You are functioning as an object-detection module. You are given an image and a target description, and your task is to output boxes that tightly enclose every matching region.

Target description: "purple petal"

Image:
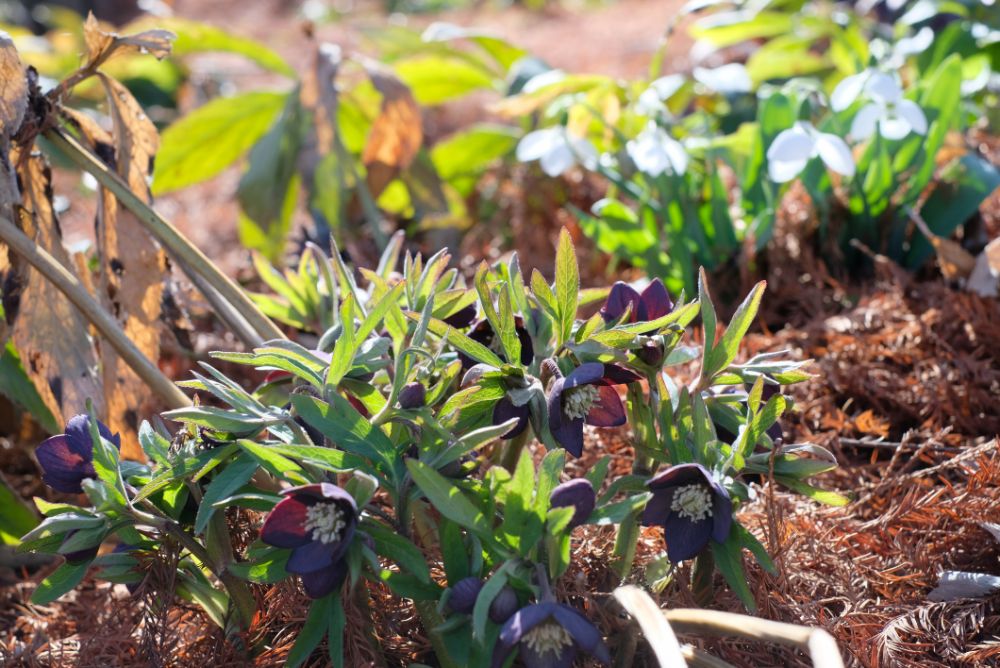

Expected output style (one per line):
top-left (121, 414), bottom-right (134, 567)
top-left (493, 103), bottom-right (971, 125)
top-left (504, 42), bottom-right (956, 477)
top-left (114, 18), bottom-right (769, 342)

top-left (550, 479), bottom-right (596, 528)
top-left (515, 318), bottom-right (535, 366)
top-left (551, 604), bottom-right (610, 664)
top-left (287, 539), bottom-right (336, 574)
top-left (597, 364), bottom-right (641, 386)
top-left (260, 496), bottom-right (312, 549)
top-left (646, 463), bottom-right (712, 491)
top-left (493, 398), bottom-right (530, 439)
top-left (300, 558), bottom-right (349, 599)
top-left (65, 414), bottom-right (120, 452)
top-left (36, 435), bottom-right (92, 494)
top-left (286, 482), bottom-right (359, 515)
top-left (600, 282), bottom-right (641, 323)
top-left (663, 514), bottom-right (713, 562)
top-left (641, 487), bottom-right (676, 527)
top-left (552, 416), bottom-right (585, 458)
top-left (563, 362), bottom-right (605, 389)
top-left (443, 303), bottom-right (477, 328)
top-left (711, 492), bottom-right (733, 544)
top-left (585, 386), bottom-right (626, 427)
top-left (638, 279), bottom-right (672, 321)
top-left (448, 577), bottom-right (484, 614)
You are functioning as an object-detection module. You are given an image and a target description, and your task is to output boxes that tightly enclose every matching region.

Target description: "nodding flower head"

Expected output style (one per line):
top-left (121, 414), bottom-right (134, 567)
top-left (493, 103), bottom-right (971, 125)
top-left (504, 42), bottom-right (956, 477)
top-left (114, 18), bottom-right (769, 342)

top-left (493, 601), bottom-right (610, 668)
top-left (547, 363), bottom-right (640, 457)
top-left (641, 463), bottom-right (732, 563)
top-left (260, 483), bottom-right (358, 599)
top-left (549, 478), bottom-right (596, 529)
top-left (36, 414), bottom-right (120, 494)
top-left (461, 318), bottom-right (534, 369)
top-left (600, 279), bottom-right (673, 330)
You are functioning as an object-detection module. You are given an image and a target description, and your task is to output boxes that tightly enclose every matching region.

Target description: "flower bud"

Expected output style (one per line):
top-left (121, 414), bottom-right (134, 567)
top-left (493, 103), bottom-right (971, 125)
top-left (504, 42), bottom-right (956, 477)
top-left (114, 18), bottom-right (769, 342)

top-left (636, 340), bottom-right (664, 367)
top-left (399, 382), bottom-right (427, 409)
top-left (550, 478), bottom-right (596, 528)
top-left (489, 585), bottom-right (519, 624)
top-left (447, 577), bottom-right (483, 615)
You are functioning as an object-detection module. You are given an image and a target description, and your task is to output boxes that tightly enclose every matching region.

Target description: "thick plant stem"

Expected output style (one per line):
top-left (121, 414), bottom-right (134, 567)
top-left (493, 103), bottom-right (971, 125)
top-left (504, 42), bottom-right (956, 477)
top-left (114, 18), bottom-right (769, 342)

top-left (44, 129), bottom-right (285, 344)
top-left (0, 213), bottom-right (191, 410)
top-left (611, 508), bottom-right (641, 580)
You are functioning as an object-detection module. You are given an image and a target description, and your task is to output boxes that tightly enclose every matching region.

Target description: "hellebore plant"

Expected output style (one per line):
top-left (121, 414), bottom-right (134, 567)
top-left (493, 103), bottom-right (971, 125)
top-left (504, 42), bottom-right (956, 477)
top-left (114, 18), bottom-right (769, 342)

top-left (18, 230), bottom-right (843, 667)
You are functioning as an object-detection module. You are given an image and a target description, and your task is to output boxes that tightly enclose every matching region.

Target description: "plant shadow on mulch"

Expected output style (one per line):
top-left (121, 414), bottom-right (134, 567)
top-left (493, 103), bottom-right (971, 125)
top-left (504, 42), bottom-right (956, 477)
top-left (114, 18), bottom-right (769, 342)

top-left (3, 159), bottom-right (1000, 668)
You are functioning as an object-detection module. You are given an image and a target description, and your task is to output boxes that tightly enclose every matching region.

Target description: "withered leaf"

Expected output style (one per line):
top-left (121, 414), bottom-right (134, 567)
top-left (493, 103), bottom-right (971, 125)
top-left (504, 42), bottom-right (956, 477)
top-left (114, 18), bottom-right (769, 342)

top-left (8, 152), bottom-right (104, 425)
top-left (0, 32), bottom-right (27, 137)
top-left (95, 73), bottom-right (167, 459)
top-left (83, 12), bottom-right (174, 68)
top-left (361, 58), bottom-right (422, 201)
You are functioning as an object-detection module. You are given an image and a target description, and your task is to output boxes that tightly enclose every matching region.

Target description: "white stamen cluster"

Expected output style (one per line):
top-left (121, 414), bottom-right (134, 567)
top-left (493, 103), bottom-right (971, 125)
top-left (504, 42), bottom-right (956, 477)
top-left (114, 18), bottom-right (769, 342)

top-left (304, 502), bottom-right (347, 544)
top-left (670, 483), bottom-right (713, 522)
top-left (563, 384), bottom-right (600, 420)
top-left (522, 620), bottom-right (573, 657)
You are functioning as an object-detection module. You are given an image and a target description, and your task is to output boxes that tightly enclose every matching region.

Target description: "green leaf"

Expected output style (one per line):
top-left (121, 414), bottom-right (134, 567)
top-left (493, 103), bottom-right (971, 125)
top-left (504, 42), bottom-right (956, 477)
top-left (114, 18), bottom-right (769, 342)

top-left (286, 594), bottom-right (334, 668)
top-left (500, 449), bottom-right (538, 554)
top-left (407, 312), bottom-right (505, 368)
top-left (263, 443), bottom-right (365, 473)
top-left (394, 56), bottom-right (496, 105)
top-left (0, 474), bottom-right (37, 546)
top-left (152, 92), bottom-right (286, 194)
top-left (736, 523), bottom-right (777, 575)
top-left (31, 560), bottom-right (90, 605)
top-left (431, 124), bottom-right (518, 186)
top-left (775, 476), bottom-right (850, 506)
top-left (554, 228), bottom-right (580, 346)
top-left (472, 561), bottom-right (515, 642)
top-left (406, 460), bottom-right (492, 541)
top-left (194, 454), bottom-right (259, 534)
top-left (237, 440), bottom-right (307, 485)
top-left (328, 591), bottom-right (346, 668)
top-left (229, 548), bottom-right (289, 583)
top-left (362, 520), bottom-right (431, 583)
top-left (292, 394), bottom-right (395, 472)
top-left (703, 281), bottom-right (765, 379)
top-left (710, 532), bottom-right (756, 611)
top-left (0, 342), bottom-right (59, 434)
top-left (163, 18), bottom-right (295, 76)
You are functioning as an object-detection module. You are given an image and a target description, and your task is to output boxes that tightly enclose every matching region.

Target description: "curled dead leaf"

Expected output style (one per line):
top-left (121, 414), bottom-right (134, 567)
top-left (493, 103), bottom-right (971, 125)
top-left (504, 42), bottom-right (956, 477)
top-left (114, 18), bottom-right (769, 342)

top-left (83, 12), bottom-right (174, 68)
top-left (361, 58), bottom-right (422, 200)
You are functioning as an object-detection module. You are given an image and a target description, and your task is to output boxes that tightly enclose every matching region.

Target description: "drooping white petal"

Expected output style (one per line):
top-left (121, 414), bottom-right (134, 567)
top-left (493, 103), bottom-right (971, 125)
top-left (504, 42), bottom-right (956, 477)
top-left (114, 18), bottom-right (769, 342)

top-left (628, 136), bottom-right (669, 177)
top-left (894, 27), bottom-right (934, 57)
top-left (662, 135), bottom-right (689, 175)
top-left (830, 70), bottom-right (869, 112)
top-left (568, 135), bottom-right (599, 171)
top-left (850, 103), bottom-right (881, 140)
top-left (865, 72), bottom-right (903, 104)
top-left (539, 142), bottom-right (576, 177)
top-left (649, 74), bottom-right (686, 101)
top-left (636, 88), bottom-right (665, 116)
top-left (879, 115), bottom-right (913, 140)
top-left (895, 99), bottom-right (927, 135)
top-left (766, 125), bottom-right (815, 163)
top-left (693, 63), bottom-right (752, 94)
top-left (522, 69), bottom-right (566, 94)
top-left (516, 128), bottom-right (561, 162)
top-left (768, 156), bottom-right (809, 183)
top-left (961, 62), bottom-right (991, 95)
top-left (814, 133), bottom-right (856, 177)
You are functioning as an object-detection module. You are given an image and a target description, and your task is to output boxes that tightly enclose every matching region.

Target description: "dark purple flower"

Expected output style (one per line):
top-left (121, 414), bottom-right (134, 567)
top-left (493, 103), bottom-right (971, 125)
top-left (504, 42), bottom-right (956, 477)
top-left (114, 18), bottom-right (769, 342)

top-left (260, 482), bottom-right (358, 599)
top-left (399, 382), bottom-right (427, 409)
top-left (492, 396), bottom-right (530, 440)
top-left (36, 414), bottom-right (121, 494)
top-left (448, 576), bottom-right (483, 615)
top-left (599, 278), bottom-right (673, 328)
top-left (549, 478), bottom-right (595, 528)
top-left (443, 303), bottom-right (478, 328)
top-left (641, 463), bottom-right (732, 563)
top-left (546, 363), bottom-right (640, 457)
top-left (461, 317), bottom-right (534, 368)
top-left (493, 601), bottom-right (610, 668)
top-left (489, 585), bottom-right (519, 624)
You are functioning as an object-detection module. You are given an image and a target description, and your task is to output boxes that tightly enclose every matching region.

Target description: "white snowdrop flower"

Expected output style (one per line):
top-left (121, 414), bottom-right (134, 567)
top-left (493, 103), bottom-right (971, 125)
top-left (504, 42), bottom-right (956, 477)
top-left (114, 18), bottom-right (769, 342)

top-left (626, 124), bottom-right (688, 177)
top-left (521, 69), bottom-right (566, 94)
top-left (516, 126), bottom-right (598, 177)
top-left (636, 74), bottom-right (686, 116)
top-left (850, 72), bottom-right (927, 141)
top-left (766, 121), bottom-right (855, 183)
top-left (693, 63), bottom-right (752, 94)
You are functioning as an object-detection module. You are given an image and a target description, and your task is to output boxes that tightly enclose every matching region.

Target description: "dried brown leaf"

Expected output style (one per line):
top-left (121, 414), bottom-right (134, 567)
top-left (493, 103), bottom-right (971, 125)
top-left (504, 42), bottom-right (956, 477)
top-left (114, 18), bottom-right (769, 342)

top-left (0, 33), bottom-right (27, 137)
top-left (83, 13), bottom-right (174, 66)
top-left (361, 59), bottom-right (422, 201)
top-left (94, 73), bottom-right (167, 459)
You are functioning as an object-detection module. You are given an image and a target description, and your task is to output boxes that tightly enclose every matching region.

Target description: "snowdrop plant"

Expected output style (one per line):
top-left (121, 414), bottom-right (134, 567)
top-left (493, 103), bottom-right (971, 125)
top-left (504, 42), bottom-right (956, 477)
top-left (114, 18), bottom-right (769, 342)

top-left (766, 121), bottom-right (855, 183)
top-left (516, 125), bottom-right (598, 177)
top-left (19, 231), bottom-right (841, 667)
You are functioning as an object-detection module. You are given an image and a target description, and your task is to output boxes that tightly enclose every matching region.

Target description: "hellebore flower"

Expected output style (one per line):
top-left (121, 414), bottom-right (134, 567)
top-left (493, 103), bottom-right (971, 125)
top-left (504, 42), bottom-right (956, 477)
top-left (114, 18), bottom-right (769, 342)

top-left (627, 124), bottom-right (689, 177)
top-left (447, 576), bottom-right (484, 615)
top-left (260, 483), bottom-right (358, 599)
top-left (443, 303), bottom-right (478, 328)
top-left (494, 601), bottom-right (610, 668)
top-left (642, 464), bottom-right (732, 563)
top-left (766, 121), bottom-right (855, 183)
top-left (516, 126), bottom-right (598, 177)
top-left (398, 382), bottom-right (427, 409)
top-left (490, 585), bottom-right (519, 624)
top-left (493, 396), bottom-right (531, 440)
top-left (462, 318), bottom-right (534, 369)
top-left (600, 278), bottom-right (673, 327)
top-left (36, 414), bottom-right (121, 494)
top-left (549, 478), bottom-right (596, 528)
top-left (547, 363), bottom-right (640, 457)
top-left (848, 72), bottom-right (927, 141)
